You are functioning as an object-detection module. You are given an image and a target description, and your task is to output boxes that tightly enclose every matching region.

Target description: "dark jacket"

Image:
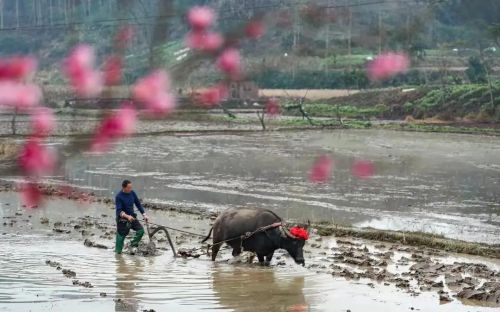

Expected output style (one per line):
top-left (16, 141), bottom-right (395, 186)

top-left (115, 190), bottom-right (145, 219)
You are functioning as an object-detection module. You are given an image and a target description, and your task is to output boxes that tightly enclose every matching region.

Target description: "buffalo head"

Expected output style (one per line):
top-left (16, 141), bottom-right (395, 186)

top-left (280, 226), bottom-right (309, 266)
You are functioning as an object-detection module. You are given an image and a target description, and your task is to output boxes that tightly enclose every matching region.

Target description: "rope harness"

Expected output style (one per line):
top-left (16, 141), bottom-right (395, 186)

top-left (148, 221), bottom-right (287, 257)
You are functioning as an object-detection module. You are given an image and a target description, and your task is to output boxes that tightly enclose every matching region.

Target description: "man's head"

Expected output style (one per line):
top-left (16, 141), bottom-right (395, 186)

top-left (122, 180), bottom-right (132, 193)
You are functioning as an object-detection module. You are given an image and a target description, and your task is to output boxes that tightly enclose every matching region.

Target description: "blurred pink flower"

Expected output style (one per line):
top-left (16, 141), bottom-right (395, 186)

top-left (145, 92), bottom-right (176, 116)
top-left (62, 44), bottom-right (103, 97)
top-left (309, 155), bottom-right (334, 183)
top-left (0, 82), bottom-right (42, 110)
top-left (132, 70), bottom-right (175, 116)
top-left (90, 104), bottom-right (137, 152)
top-left (20, 182), bottom-right (43, 208)
top-left (64, 44), bottom-right (95, 73)
top-left (245, 20), bottom-right (266, 39)
top-left (0, 56), bottom-right (37, 81)
top-left (367, 52), bottom-right (410, 81)
top-left (188, 6), bottom-right (215, 31)
top-left (352, 160), bottom-right (375, 179)
top-left (18, 138), bottom-right (56, 176)
top-left (217, 48), bottom-right (241, 78)
top-left (75, 70), bottom-right (104, 98)
top-left (103, 55), bottom-right (123, 86)
top-left (30, 107), bottom-right (56, 136)
top-left (186, 31), bottom-right (224, 52)
top-left (265, 98), bottom-right (281, 116)
top-left (133, 70), bottom-right (170, 103)
top-left (196, 84), bottom-right (228, 107)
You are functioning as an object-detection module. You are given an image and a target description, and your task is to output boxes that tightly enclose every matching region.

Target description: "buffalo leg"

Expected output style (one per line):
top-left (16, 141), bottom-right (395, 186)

top-left (211, 243), bottom-right (221, 261)
top-left (231, 240), bottom-right (242, 257)
top-left (264, 251), bottom-right (274, 266)
top-left (257, 254), bottom-right (265, 265)
top-left (247, 253), bottom-right (255, 264)
top-left (232, 247), bottom-right (242, 257)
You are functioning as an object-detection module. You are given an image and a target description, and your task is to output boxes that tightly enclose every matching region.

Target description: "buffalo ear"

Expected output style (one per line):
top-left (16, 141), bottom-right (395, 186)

top-left (303, 220), bottom-right (311, 229)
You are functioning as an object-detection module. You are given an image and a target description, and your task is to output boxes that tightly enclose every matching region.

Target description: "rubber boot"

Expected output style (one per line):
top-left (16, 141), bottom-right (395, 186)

top-left (115, 233), bottom-right (126, 254)
top-left (130, 228), bottom-right (144, 247)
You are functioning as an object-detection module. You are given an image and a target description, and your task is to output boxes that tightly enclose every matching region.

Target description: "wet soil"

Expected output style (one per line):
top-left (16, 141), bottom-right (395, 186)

top-left (1, 191), bottom-right (499, 311)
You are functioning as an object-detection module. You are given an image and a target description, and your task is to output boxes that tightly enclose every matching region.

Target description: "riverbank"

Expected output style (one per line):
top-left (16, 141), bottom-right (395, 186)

top-left (3, 112), bottom-right (500, 140)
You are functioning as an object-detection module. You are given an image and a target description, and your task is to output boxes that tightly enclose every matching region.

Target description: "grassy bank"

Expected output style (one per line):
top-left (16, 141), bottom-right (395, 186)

top-left (313, 84), bottom-right (500, 122)
top-left (205, 113), bottom-right (500, 136)
top-left (381, 123), bottom-right (500, 136)
top-left (314, 224), bottom-right (500, 259)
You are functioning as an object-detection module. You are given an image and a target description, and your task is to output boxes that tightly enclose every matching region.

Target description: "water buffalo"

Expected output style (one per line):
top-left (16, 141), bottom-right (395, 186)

top-left (201, 208), bottom-right (309, 266)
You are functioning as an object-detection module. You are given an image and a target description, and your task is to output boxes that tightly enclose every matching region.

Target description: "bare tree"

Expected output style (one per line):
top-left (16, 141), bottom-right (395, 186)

top-left (0, 0), bottom-right (3, 29)
top-left (16, 0), bottom-right (20, 28)
top-left (11, 108), bottom-right (18, 136)
top-left (378, 6), bottom-right (383, 54)
top-left (49, 0), bottom-right (53, 24)
top-left (256, 109), bottom-right (267, 131)
top-left (149, 0), bottom-right (174, 69)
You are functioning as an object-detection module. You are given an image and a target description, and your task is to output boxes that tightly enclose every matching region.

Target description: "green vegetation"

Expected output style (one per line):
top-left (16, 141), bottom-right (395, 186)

top-left (251, 68), bottom-right (464, 89)
top-left (465, 56), bottom-right (491, 84)
top-left (323, 54), bottom-right (372, 68)
top-left (404, 84), bottom-right (500, 121)
top-left (383, 123), bottom-right (500, 136)
top-left (252, 69), bottom-right (371, 89)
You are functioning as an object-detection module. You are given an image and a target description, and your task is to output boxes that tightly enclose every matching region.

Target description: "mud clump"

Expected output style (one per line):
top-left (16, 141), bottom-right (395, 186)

top-left (139, 242), bottom-right (158, 256)
top-left (72, 280), bottom-right (93, 288)
top-left (408, 261), bottom-right (499, 303)
top-left (439, 291), bottom-right (453, 303)
top-left (178, 247), bottom-right (201, 258)
top-left (456, 282), bottom-right (500, 303)
top-left (126, 241), bottom-right (158, 257)
top-left (62, 269), bottom-right (76, 278)
top-left (114, 298), bottom-right (138, 311)
top-left (53, 228), bottom-right (71, 234)
top-left (45, 260), bottom-right (61, 268)
top-left (84, 239), bottom-right (108, 249)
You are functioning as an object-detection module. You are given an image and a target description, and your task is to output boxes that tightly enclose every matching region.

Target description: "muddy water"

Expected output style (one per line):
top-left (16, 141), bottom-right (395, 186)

top-left (57, 129), bottom-right (500, 244)
top-left (1, 193), bottom-right (499, 312)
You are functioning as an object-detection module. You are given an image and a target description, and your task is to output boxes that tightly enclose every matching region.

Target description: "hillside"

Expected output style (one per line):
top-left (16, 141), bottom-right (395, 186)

top-left (0, 0), bottom-right (499, 89)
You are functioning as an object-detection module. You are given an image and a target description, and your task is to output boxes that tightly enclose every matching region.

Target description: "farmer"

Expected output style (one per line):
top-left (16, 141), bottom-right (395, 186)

top-left (115, 180), bottom-right (149, 254)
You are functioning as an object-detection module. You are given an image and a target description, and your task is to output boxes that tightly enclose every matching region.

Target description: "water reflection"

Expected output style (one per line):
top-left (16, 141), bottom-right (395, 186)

top-left (115, 255), bottom-right (142, 312)
top-left (212, 266), bottom-right (308, 312)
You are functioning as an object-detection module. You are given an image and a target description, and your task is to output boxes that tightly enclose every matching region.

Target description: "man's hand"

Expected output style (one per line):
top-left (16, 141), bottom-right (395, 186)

top-left (126, 215), bottom-right (135, 222)
top-left (143, 213), bottom-right (149, 222)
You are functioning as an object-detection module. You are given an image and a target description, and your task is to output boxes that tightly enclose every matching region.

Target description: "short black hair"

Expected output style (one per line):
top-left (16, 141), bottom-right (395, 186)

top-left (122, 180), bottom-right (131, 188)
